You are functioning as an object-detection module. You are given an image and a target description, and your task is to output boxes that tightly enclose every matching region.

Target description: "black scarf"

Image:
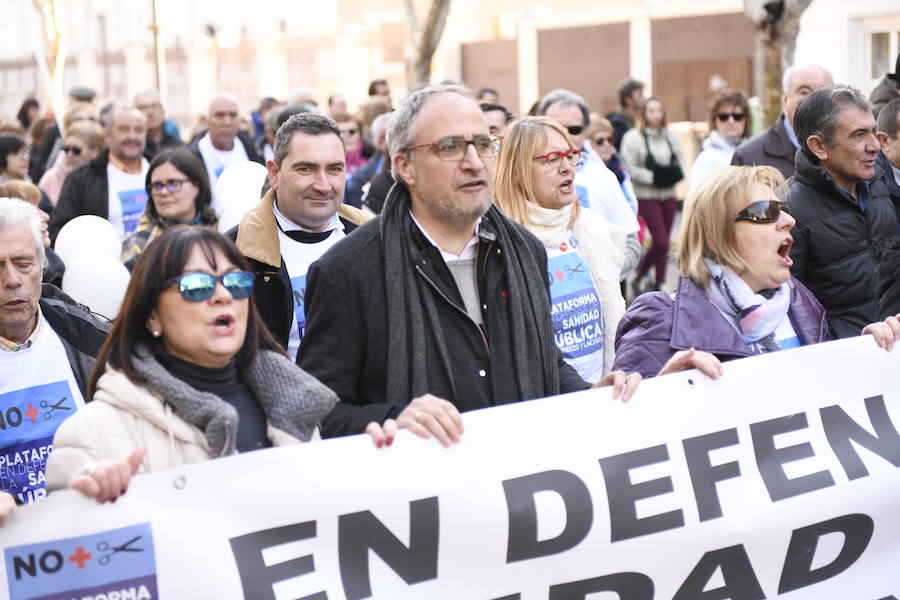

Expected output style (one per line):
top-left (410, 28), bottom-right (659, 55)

top-left (380, 182), bottom-right (559, 405)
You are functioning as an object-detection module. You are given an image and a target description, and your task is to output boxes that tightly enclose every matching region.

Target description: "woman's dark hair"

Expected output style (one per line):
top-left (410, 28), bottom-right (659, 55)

top-left (0, 135), bottom-right (26, 172)
top-left (87, 226), bottom-right (284, 397)
top-left (144, 148), bottom-right (216, 225)
top-left (639, 96), bottom-right (667, 132)
top-left (17, 98), bottom-right (39, 130)
top-left (708, 89), bottom-right (751, 139)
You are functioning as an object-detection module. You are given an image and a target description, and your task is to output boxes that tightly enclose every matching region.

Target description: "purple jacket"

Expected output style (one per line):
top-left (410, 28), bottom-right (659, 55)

top-left (613, 276), bottom-right (830, 378)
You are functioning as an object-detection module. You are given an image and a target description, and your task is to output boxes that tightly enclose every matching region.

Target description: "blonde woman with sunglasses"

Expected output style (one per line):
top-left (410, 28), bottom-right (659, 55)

top-left (613, 165), bottom-right (900, 380)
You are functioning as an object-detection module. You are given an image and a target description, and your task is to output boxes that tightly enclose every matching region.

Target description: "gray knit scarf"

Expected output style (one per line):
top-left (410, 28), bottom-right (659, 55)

top-left (131, 343), bottom-right (337, 456)
top-left (381, 182), bottom-right (559, 405)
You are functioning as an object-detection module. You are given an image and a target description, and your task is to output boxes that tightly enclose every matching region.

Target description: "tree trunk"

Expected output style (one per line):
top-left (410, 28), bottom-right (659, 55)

top-left (404, 0), bottom-right (452, 90)
top-left (743, 0), bottom-right (813, 128)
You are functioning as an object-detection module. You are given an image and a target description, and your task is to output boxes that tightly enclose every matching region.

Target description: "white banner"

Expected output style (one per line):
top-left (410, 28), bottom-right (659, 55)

top-left (2, 336), bottom-right (900, 600)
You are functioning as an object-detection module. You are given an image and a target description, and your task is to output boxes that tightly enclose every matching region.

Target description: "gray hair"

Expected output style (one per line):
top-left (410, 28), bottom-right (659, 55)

top-left (104, 105), bottom-right (146, 133)
top-left (536, 89), bottom-right (591, 127)
top-left (0, 197), bottom-right (46, 267)
top-left (877, 98), bottom-right (900, 140)
top-left (272, 112), bottom-right (343, 168)
top-left (371, 111), bottom-right (393, 143)
top-left (782, 64), bottom-right (833, 94)
top-left (387, 84), bottom-right (474, 180)
top-left (794, 85), bottom-right (871, 156)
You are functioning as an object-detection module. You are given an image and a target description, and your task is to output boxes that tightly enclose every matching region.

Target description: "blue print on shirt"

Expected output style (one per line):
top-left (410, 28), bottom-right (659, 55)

top-left (777, 335), bottom-right (802, 350)
top-left (575, 184), bottom-right (590, 209)
top-left (0, 380), bottom-right (78, 504)
top-left (290, 274), bottom-right (307, 342)
top-left (118, 189), bottom-right (148, 235)
top-left (548, 252), bottom-right (603, 359)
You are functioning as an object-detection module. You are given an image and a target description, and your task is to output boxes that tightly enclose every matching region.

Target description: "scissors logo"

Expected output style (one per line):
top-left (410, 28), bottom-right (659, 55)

top-left (96, 535), bottom-right (144, 565)
top-left (564, 262), bottom-right (586, 280)
top-left (41, 397), bottom-right (70, 420)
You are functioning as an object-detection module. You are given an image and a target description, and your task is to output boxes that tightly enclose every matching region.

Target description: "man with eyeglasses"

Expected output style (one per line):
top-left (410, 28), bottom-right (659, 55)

top-left (536, 89), bottom-right (640, 279)
top-left (229, 113), bottom-right (369, 361)
top-left (134, 90), bottom-right (184, 160)
top-left (50, 106), bottom-right (150, 242)
top-left (732, 64), bottom-right (833, 178)
top-left (299, 85), bottom-right (640, 445)
top-left (0, 198), bottom-right (109, 506)
top-left (788, 85), bottom-right (895, 338)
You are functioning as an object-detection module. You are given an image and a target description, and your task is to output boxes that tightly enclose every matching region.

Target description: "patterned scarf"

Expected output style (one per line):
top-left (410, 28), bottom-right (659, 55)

top-left (703, 259), bottom-right (790, 352)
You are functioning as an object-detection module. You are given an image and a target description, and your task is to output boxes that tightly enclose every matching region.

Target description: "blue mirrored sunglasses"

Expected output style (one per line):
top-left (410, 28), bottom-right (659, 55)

top-left (163, 271), bottom-right (255, 302)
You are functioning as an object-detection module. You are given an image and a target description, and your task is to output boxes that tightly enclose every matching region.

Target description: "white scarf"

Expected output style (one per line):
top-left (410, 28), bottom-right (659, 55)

top-left (526, 202), bottom-right (627, 375)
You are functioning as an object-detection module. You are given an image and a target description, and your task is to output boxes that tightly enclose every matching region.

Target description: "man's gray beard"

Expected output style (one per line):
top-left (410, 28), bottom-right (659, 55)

top-left (422, 189), bottom-right (493, 227)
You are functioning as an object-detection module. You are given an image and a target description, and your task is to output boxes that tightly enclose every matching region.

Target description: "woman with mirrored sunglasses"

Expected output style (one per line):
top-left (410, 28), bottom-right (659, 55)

top-left (494, 117), bottom-right (640, 389)
top-left (613, 166), bottom-right (900, 380)
top-left (688, 89), bottom-right (752, 195)
top-left (45, 226), bottom-right (338, 503)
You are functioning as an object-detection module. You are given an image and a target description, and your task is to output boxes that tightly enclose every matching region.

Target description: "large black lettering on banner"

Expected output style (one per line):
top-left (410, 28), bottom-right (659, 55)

top-left (599, 444), bottom-right (684, 542)
top-left (338, 496), bottom-right (440, 600)
top-left (229, 521), bottom-right (325, 600)
top-left (503, 469), bottom-right (593, 562)
top-left (778, 513), bottom-right (874, 594)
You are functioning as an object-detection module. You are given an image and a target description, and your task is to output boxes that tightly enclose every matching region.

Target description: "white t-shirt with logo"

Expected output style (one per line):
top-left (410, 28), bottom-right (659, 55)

top-left (0, 319), bottom-right (86, 504)
top-left (106, 160), bottom-right (149, 238)
top-left (198, 134), bottom-right (250, 214)
top-left (546, 232), bottom-right (604, 382)
top-left (274, 204), bottom-right (346, 360)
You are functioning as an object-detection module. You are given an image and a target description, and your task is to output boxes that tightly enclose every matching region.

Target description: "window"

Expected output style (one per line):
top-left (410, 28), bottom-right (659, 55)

top-left (871, 32), bottom-right (891, 79)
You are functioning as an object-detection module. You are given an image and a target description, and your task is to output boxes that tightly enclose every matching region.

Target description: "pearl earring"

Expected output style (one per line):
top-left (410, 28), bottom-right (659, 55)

top-left (151, 330), bottom-right (161, 338)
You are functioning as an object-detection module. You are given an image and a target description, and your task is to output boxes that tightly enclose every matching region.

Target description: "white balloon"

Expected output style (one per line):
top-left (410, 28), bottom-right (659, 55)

top-left (55, 215), bottom-right (121, 267)
top-left (62, 254), bottom-right (131, 320)
top-left (217, 204), bottom-right (251, 234)
top-left (214, 161), bottom-right (268, 216)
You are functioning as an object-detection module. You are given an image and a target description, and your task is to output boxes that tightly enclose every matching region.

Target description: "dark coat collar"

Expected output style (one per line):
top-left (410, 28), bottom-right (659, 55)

top-left (764, 116), bottom-right (797, 163)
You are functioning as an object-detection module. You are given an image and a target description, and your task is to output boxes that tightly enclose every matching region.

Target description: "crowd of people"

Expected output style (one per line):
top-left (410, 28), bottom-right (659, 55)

top-left (2, 56), bottom-right (900, 527)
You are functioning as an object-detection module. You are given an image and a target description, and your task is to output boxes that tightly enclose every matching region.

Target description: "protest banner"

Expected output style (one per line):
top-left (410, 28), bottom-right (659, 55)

top-left (2, 335), bottom-right (900, 599)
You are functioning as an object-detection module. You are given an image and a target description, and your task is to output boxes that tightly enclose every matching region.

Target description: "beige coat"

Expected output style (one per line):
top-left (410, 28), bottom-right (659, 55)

top-left (45, 369), bottom-right (302, 492)
top-left (620, 126), bottom-right (684, 200)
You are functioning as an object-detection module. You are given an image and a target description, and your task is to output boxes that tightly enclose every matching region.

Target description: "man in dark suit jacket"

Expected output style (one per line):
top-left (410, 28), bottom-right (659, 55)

top-left (732, 64), bottom-right (832, 179)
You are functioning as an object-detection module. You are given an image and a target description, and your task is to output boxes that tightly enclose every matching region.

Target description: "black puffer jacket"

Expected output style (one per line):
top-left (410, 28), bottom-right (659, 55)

top-left (788, 150), bottom-right (896, 338)
top-left (875, 237), bottom-right (900, 322)
top-left (49, 150), bottom-right (111, 242)
top-left (39, 284), bottom-right (111, 397)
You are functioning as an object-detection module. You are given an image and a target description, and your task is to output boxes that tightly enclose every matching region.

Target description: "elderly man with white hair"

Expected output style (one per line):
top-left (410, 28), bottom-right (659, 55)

top-left (0, 198), bottom-right (108, 508)
top-left (731, 64), bottom-right (833, 178)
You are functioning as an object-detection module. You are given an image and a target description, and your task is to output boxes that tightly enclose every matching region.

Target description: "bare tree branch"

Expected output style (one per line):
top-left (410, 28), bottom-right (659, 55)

top-left (405, 0), bottom-right (452, 89)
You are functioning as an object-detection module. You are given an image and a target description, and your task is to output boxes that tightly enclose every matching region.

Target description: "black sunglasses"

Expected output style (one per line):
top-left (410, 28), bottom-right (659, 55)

top-left (717, 112), bottom-right (746, 122)
top-left (61, 145), bottom-right (83, 155)
top-left (734, 200), bottom-right (790, 224)
top-left (566, 125), bottom-right (584, 136)
top-left (162, 271), bottom-right (255, 302)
